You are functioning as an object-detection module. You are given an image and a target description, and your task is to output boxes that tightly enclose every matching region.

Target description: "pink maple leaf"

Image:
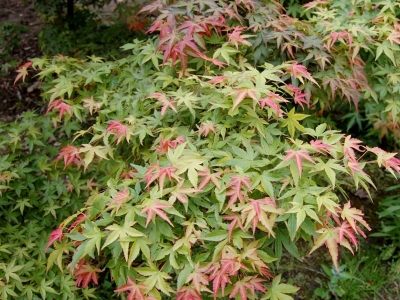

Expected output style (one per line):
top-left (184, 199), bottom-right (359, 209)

top-left (227, 26), bottom-right (252, 49)
top-left (224, 175), bottom-right (251, 211)
top-left (197, 167), bottom-right (222, 190)
top-left (310, 140), bottom-right (334, 153)
top-left (75, 259), bottom-right (102, 288)
top-left (45, 227), bottom-right (63, 252)
top-left (176, 286), bottom-right (202, 300)
top-left (347, 160), bottom-right (367, 176)
top-left (198, 121), bottom-right (216, 137)
top-left (56, 144), bottom-right (82, 169)
top-left (229, 276), bottom-right (266, 300)
top-left (108, 188), bottom-right (131, 212)
top-left (258, 93), bottom-right (288, 116)
top-left (223, 213), bottom-right (246, 240)
top-left (283, 149), bottom-right (316, 177)
top-left (142, 200), bottom-right (173, 227)
top-left (207, 75), bottom-right (228, 85)
top-left (106, 120), bottom-right (129, 144)
top-left (149, 92), bottom-right (178, 116)
top-left (46, 99), bottom-right (73, 118)
top-left (343, 135), bottom-right (364, 161)
top-left (285, 84), bottom-right (309, 109)
top-left (186, 263), bottom-right (210, 293)
top-left (67, 214), bottom-right (86, 232)
top-left (340, 202), bottom-right (371, 233)
top-left (154, 136), bottom-right (184, 154)
top-left (303, 0), bottom-right (329, 11)
top-left (114, 276), bottom-right (148, 300)
top-left (286, 61), bottom-right (318, 85)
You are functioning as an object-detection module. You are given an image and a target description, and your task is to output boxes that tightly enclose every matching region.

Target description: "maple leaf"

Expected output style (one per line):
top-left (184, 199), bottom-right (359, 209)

top-left (340, 202), bottom-right (371, 233)
top-left (106, 120), bottom-right (130, 144)
top-left (224, 175), bottom-right (251, 211)
top-left (343, 135), bottom-right (364, 161)
top-left (367, 146), bottom-right (400, 176)
top-left (67, 214), bottom-right (86, 232)
top-left (227, 26), bottom-right (252, 49)
top-left (82, 96), bottom-right (102, 115)
top-left (14, 61), bottom-right (33, 84)
top-left (286, 61), bottom-right (318, 85)
top-left (310, 140), bottom-right (334, 153)
top-left (186, 263), bottom-right (210, 293)
top-left (285, 84), bottom-right (309, 109)
top-left (198, 121), bottom-right (216, 137)
top-left (258, 93), bottom-right (288, 117)
top-left (56, 144), bottom-right (82, 169)
top-left (347, 160), bottom-right (367, 176)
top-left (229, 276), bottom-right (266, 300)
top-left (149, 92), bottom-right (178, 116)
top-left (108, 188), bottom-right (131, 212)
top-left (45, 227), bottom-right (63, 252)
top-left (45, 99), bottom-right (72, 118)
top-left (176, 286), bottom-right (202, 300)
top-left (114, 276), bottom-right (148, 300)
top-left (241, 197), bottom-right (282, 236)
top-left (207, 75), bottom-right (228, 85)
top-left (74, 259), bottom-right (102, 288)
top-left (283, 149), bottom-right (315, 177)
top-left (334, 221), bottom-right (359, 252)
top-left (303, 0), bottom-right (329, 11)
top-left (142, 200), bottom-right (173, 227)
top-left (229, 88), bottom-right (258, 110)
top-left (154, 136), bottom-right (184, 154)
top-left (197, 167), bottom-right (222, 190)
top-left (169, 181), bottom-right (199, 204)
top-left (222, 213), bottom-right (245, 240)
top-left (144, 164), bottom-right (180, 190)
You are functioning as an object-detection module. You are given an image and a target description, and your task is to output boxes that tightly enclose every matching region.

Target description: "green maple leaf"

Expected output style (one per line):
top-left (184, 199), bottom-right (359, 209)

top-left (280, 108), bottom-right (309, 138)
top-left (262, 274), bottom-right (299, 300)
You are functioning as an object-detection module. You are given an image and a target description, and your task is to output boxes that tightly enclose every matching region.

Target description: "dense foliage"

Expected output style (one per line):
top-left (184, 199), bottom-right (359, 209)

top-left (2, 0), bottom-right (400, 299)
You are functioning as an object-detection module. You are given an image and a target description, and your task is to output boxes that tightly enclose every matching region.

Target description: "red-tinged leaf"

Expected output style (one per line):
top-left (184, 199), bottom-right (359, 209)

top-left (197, 121), bottom-right (216, 137)
top-left (258, 96), bottom-right (282, 117)
top-left (106, 120), bottom-right (130, 144)
top-left (154, 136), bottom-right (184, 154)
top-left (144, 164), bottom-right (180, 190)
top-left (74, 259), bottom-right (102, 288)
top-left (109, 188), bottom-right (131, 212)
top-left (186, 263), bottom-right (210, 293)
top-left (325, 30), bottom-right (353, 50)
top-left (138, 0), bottom-right (163, 15)
top-left (176, 286), bottom-right (202, 300)
top-left (347, 160), bottom-right (367, 176)
top-left (303, 0), bottom-right (329, 10)
top-left (286, 61), bottom-right (318, 85)
top-left (310, 227), bottom-right (340, 270)
top-left (283, 149), bottom-right (316, 177)
top-left (14, 61), bottom-right (32, 84)
top-left (229, 276), bottom-right (266, 300)
top-left (45, 99), bottom-right (72, 118)
top-left (142, 200), bottom-right (173, 227)
top-left (207, 75), bottom-right (228, 85)
top-left (45, 228), bottom-right (63, 252)
top-left (56, 144), bottom-right (82, 169)
top-left (197, 167), bottom-right (222, 190)
top-left (149, 92), bottom-right (178, 116)
top-left (340, 202), bottom-right (371, 232)
top-left (224, 175), bottom-right (251, 210)
top-left (343, 135), bottom-right (364, 161)
top-left (227, 26), bottom-right (252, 49)
top-left (310, 140), bottom-right (334, 153)
top-left (67, 214), bottom-right (86, 232)
top-left (115, 276), bottom-right (148, 300)
top-left (169, 181), bottom-right (199, 204)
top-left (334, 221), bottom-right (358, 251)
top-left (222, 213), bottom-right (245, 240)
top-left (229, 88), bottom-right (258, 110)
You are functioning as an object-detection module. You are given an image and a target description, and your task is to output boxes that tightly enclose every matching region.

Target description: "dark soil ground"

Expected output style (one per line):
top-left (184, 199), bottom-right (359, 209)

top-left (0, 0), bottom-right (43, 122)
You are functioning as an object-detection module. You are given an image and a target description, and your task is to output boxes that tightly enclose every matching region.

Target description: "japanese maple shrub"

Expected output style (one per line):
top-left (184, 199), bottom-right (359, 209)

top-left (19, 0), bottom-right (400, 299)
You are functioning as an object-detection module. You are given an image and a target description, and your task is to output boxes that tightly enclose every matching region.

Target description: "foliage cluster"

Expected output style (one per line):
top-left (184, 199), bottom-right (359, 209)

top-left (3, 0), bottom-right (400, 299)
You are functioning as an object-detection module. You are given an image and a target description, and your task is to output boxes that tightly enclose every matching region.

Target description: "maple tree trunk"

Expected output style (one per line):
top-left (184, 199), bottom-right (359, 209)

top-left (67, 0), bottom-right (75, 29)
